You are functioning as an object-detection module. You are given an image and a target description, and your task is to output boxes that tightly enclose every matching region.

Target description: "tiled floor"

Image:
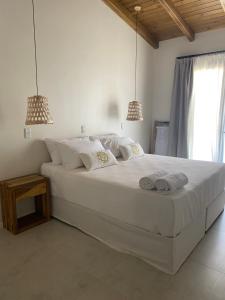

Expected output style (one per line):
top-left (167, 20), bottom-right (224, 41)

top-left (1, 213), bottom-right (225, 300)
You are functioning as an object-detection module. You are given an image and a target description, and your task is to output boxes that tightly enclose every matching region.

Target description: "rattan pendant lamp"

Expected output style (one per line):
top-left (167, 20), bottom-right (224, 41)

top-left (25, 0), bottom-right (53, 125)
top-left (126, 6), bottom-right (143, 121)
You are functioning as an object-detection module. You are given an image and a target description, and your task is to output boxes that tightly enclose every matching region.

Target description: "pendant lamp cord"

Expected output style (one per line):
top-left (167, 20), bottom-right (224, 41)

top-left (135, 11), bottom-right (138, 100)
top-left (32, 0), bottom-right (39, 96)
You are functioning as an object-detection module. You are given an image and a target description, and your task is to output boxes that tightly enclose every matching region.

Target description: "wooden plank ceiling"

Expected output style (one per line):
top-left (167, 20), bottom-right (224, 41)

top-left (102, 0), bottom-right (225, 48)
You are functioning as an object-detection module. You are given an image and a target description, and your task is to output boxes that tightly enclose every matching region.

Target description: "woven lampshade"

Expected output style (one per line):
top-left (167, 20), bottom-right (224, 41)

top-left (25, 95), bottom-right (53, 125)
top-left (126, 100), bottom-right (143, 121)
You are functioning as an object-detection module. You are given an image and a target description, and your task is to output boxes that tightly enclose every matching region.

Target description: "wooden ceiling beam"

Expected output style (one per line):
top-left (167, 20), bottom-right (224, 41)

top-left (158, 0), bottom-right (195, 41)
top-left (220, 0), bottom-right (225, 12)
top-left (102, 0), bottom-right (159, 49)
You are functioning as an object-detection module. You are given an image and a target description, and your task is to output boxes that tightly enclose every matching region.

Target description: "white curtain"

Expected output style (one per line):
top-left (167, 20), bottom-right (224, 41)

top-left (188, 53), bottom-right (225, 162)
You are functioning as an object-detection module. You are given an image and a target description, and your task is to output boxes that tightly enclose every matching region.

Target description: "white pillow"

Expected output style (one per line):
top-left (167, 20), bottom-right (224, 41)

top-left (80, 150), bottom-right (118, 171)
top-left (119, 143), bottom-right (144, 160)
top-left (99, 136), bottom-right (135, 157)
top-left (45, 138), bottom-right (66, 165)
top-left (45, 137), bottom-right (89, 165)
top-left (56, 139), bottom-right (104, 170)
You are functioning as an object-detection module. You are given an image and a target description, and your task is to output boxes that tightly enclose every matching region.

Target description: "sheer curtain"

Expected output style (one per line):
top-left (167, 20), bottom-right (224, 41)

top-left (188, 54), bottom-right (225, 162)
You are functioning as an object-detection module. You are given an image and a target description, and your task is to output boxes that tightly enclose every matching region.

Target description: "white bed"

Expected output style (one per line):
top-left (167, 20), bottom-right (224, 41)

top-left (41, 154), bottom-right (225, 274)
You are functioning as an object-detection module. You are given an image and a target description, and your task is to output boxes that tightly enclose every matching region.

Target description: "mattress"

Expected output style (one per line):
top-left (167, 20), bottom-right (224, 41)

top-left (41, 154), bottom-right (225, 237)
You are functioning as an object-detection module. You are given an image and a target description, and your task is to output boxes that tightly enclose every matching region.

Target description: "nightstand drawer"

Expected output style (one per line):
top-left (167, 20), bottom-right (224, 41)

top-left (15, 182), bottom-right (47, 202)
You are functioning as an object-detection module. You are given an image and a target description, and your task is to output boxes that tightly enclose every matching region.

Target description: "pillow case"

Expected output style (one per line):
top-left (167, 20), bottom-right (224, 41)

top-left (89, 133), bottom-right (119, 142)
top-left (119, 143), bottom-right (144, 160)
top-left (56, 139), bottom-right (104, 170)
top-left (45, 138), bottom-right (62, 165)
top-left (45, 136), bottom-right (89, 165)
top-left (80, 149), bottom-right (118, 171)
top-left (96, 136), bottom-right (135, 157)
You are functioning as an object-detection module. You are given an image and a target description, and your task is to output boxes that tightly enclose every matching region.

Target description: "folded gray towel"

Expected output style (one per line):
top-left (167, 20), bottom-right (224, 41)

top-left (139, 170), bottom-right (168, 190)
top-left (155, 173), bottom-right (188, 192)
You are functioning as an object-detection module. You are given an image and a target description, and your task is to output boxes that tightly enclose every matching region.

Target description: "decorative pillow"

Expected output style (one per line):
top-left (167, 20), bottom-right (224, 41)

top-left (56, 139), bottom-right (104, 170)
top-left (45, 137), bottom-right (89, 165)
top-left (119, 143), bottom-right (144, 160)
top-left (97, 136), bottom-right (135, 157)
top-left (80, 150), bottom-right (118, 171)
top-left (89, 133), bottom-right (119, 142)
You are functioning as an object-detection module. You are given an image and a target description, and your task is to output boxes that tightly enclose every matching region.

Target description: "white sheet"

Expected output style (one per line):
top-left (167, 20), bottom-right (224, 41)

top-left (41, 154), bottom-right (225, 237)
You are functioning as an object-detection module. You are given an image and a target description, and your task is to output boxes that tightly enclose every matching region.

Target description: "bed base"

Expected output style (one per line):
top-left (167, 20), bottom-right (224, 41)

top-left (51, 191), bottom-right (225, 275)
top-left (206, 191), bottom-right (225, 231)
top-left (52, 196), bottom-right (207, 275)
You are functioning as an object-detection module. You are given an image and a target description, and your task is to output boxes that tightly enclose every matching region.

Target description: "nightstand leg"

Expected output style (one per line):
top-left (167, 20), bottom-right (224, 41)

top-left (34, 194), bottom-right (51, 221)
top-left (9, 192), bottom-right (17, 234)
top-left (1, 186), bottom-right (7, 229)
top-left (42, 194), bottom-right (51, 220)
top-left (35, 195), bottom-right (43, 216)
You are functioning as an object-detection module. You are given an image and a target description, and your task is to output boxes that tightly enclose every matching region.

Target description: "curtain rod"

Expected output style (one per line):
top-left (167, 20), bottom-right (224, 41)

top-left (177, 49), bottom-right (225, 59)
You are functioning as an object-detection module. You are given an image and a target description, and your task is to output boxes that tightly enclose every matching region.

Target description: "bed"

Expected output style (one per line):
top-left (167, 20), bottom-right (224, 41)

top-left (41, 154), bottom-right (225, 274)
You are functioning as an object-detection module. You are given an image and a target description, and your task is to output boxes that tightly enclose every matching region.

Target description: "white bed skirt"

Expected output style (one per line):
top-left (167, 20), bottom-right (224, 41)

top-left (206, 191), bottom-right (225, 230)
top-left (51, 196), bottom-right (206, 274)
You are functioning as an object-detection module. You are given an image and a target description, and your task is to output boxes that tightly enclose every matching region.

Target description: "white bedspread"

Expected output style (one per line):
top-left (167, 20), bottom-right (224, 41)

top-left (41, 154), bottom-right (225, 237)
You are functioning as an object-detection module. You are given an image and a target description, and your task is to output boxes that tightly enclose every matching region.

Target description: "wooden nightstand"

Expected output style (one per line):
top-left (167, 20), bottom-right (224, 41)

top-left (0, 174), bottom-right (51, 234)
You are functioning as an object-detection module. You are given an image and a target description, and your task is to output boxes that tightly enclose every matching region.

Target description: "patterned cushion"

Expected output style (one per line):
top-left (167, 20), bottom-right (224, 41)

top-left (80, 150), bottom-right (118, 171)
top-left (119, 143), bottom-right (144, 160)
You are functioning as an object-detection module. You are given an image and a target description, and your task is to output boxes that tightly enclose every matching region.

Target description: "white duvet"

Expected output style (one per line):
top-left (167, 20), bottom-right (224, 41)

top-left (41, 154), bottom-right (225, 237)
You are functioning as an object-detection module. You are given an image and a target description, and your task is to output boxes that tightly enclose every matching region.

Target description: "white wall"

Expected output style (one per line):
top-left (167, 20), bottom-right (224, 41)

top-left (0, 0), bottom-right (153, 181)
top-left (0, 0), bottom-right (154, 221)
top-left (152, 28), bottom-right (225, 124)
